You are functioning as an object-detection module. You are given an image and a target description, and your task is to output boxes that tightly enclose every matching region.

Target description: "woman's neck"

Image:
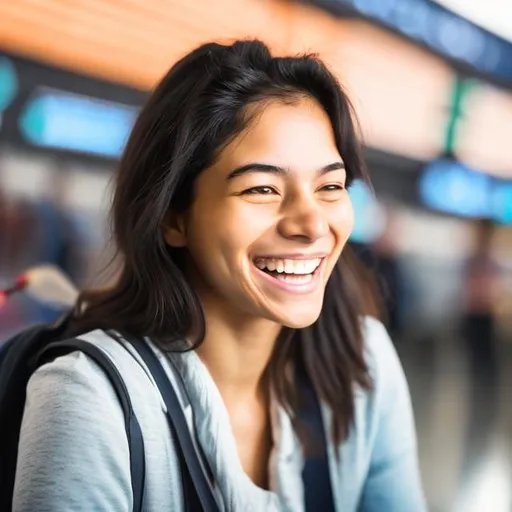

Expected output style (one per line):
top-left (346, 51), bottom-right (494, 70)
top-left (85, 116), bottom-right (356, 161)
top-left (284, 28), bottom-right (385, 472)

top-left (195, 301), bottom-right (281, 403)
top-left (192, 293), bottom-right (279, 489)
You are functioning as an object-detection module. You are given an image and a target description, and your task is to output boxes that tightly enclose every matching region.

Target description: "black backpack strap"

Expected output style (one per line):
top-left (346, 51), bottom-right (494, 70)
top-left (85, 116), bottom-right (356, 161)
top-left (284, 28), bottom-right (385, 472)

top-left (119, 334), bottom-right (220, 512)
top-left (39, 340), bottom-right (145, 512)
top-left (297, 364), bottom-right (336, 512)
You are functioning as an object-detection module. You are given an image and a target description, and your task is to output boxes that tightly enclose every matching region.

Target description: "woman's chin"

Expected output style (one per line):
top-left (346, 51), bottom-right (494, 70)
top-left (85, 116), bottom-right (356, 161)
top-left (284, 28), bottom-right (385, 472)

top-left (281, 316), bottom-right (320, 329)
top-left (266, 304), bottom-right (323, 329)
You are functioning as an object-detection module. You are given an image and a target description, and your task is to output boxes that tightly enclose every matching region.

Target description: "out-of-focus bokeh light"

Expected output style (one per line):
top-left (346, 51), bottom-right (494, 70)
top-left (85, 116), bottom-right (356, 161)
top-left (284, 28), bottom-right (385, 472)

top-left (419, 158), bottom-right (512, 223)
top-left (349, 179), bottom-right (386, 243)
top-left (19, 90), bottom-right (138, 158)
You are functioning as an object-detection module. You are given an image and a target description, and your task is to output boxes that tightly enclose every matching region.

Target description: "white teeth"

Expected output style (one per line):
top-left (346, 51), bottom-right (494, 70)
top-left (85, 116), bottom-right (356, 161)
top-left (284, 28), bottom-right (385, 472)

top-left (284, 260), bottom-right (294, 274)
top-left (254, 257), bottom-right (322, 275)
top-left (275, 273), bottom-right (313, 284)
top-left (266, 260), bottom-right (276, 271)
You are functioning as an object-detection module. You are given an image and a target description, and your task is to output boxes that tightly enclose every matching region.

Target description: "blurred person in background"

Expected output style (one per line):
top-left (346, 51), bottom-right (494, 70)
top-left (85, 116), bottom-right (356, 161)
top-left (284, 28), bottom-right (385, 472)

top-left (29, 167), bottom-right (87, 323)
top-left (13, 40), bottom-right (425, 512)
top-left (0, 167), bottom-right (86, 331)
top-left (462, 219), bottom-right (500, 350)
top-left (33, 168), bottom-right (85, 283)
top-left (0, 185), bottom-right (39, 335)
top-left (0, 186), bottom-right (37, 277)
top-left (351, 207), bottom-right (407, 341)
top-left (371, 208), bottom-right (406, 339)
top-left (459, 218), bottom-right (502, 490)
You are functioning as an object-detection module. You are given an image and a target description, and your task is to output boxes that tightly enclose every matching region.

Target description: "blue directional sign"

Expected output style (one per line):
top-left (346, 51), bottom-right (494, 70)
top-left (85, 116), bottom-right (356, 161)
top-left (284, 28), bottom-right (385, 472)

top-left (491, 182), bottom-right (512, 224)
top-left (419, 158), bottom-right (512, 224)
top-left (312, 0), bottom-right (512, 84)
top-left (0, 57), bottom-right (18, 112)
top-left (19, 88), bottom-right (139, 158)
top-left (349, 179), bottom-right (386, 242)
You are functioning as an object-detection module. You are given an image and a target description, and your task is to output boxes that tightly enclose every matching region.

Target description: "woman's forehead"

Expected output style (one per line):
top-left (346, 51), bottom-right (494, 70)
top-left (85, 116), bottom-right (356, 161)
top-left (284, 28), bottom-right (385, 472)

top-left (215, 98), bottom-right (340, 172)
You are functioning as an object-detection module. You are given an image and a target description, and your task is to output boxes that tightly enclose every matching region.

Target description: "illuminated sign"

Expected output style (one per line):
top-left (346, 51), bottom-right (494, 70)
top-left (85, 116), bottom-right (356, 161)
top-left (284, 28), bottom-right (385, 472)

top-left (334, 21), bottom-right (451, 161)
top-left (0, 57), bottom-right (18, 112)
top-left (491, 183), bottom-right (512, 224)
top-left (349, 179), bottom-right (386, 243)
top-left (313, 0), bottom-right (512, 84)
top-left (455, 82), bottom-right (512, 179)
top-left (419, 158), bottom-right (512, 223)
top-left (19, 88), bottom-right (139, 158)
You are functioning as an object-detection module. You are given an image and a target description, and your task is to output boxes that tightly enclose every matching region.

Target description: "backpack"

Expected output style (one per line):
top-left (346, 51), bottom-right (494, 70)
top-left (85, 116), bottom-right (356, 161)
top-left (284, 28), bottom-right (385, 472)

top-left (0, 317), bottom-right (335, 511)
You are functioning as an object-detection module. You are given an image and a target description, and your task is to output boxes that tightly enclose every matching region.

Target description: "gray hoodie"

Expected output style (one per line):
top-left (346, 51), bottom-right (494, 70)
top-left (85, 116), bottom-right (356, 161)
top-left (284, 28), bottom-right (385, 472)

top-left (13, 317), bottom-right (426, 511)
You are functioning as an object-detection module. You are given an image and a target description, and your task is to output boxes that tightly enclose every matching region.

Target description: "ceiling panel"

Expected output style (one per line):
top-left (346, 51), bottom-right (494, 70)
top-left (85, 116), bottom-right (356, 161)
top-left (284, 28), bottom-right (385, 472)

top-left (457, 82), bottom-right (512, 178)
top-left (0, 0), bottom-right (289, 89)
top-left (432, 1), bottom-right (512, 43)
top-left (328, 21), bottom-right (453, 161)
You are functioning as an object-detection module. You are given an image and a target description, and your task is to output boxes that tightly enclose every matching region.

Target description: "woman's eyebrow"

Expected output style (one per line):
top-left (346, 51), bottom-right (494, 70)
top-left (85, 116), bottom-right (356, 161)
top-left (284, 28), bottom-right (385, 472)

top-left (225, 161), bottom-right (345, 180)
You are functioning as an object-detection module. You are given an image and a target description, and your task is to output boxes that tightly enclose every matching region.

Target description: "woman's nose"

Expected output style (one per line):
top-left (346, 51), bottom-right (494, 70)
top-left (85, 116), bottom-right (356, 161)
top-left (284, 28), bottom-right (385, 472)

top-left (277, 194), bottom-right (329, 243)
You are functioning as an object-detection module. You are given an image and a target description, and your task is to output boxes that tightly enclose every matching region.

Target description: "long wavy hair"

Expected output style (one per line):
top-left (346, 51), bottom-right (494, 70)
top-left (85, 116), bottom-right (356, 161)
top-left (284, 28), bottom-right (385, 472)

top-left (69, 40), bottom-right (379, 448)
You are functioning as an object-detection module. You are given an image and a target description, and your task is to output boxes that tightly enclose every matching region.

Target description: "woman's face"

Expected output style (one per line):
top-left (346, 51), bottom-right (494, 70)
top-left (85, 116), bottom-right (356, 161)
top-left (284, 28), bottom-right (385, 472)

top-left (165, 97), bottom-right (354, 328)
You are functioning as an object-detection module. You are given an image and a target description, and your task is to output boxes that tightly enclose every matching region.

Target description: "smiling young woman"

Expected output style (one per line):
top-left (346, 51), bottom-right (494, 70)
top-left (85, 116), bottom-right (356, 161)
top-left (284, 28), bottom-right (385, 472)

top-left (12, 41), bottom-right (426, 511)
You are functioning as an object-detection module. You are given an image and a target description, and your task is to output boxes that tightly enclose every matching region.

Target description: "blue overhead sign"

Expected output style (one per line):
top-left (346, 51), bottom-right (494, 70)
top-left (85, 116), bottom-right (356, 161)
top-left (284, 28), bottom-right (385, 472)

top-left (491, 182), bottom-right (512, 225)
top-left (19, 88), bottom-right (139, 158)
top-left (0, 57), bottom-right (18, 113)
top-left (311, 0), bottom-right (512, 84)
top-left (349, 179), bottom-right (386, 243)
top-left (419, 158), bottom-right (512, 224)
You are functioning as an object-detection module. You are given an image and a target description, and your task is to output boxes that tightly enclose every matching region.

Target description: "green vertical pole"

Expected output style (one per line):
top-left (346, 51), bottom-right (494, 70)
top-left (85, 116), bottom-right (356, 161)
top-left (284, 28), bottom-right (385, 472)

top-left (444, 76), bottom-right (475, 157)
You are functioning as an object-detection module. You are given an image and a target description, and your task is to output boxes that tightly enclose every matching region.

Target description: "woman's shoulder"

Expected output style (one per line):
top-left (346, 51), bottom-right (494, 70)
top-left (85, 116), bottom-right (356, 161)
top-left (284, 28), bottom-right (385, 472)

top-left (21, 329), bottom-right (144, 455)
top-left (30, 329), bottom-right (170, 409)
top-left (361, 316), bottom-right (406, 395)
top-left (16, 329), bottom-right (183, 511)
top-left (23, 329), bottom-right (174, 445)
top-left (30, 329), bottom-right (141, 395)
top-left (352, 316), bottom-right (413, 431)
top-left (15, 330), bottom-right (134, 511)
top-left (348, 320), bottom-right (426, 511)
top-left (29, 329), bottom-right (128, 403)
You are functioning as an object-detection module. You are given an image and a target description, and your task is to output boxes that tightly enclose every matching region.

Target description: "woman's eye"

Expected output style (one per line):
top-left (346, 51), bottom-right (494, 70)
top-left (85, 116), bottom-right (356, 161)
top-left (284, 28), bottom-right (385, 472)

top-left (320, 184), bottom-right (345, 192)
top-left (242, 186), bottom-right (277, 195)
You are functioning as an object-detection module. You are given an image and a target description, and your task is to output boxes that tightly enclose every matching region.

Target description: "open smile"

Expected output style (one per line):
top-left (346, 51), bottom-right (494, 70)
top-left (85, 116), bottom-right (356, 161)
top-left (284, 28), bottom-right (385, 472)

top-left (252, 256), bottom-right (326, 294)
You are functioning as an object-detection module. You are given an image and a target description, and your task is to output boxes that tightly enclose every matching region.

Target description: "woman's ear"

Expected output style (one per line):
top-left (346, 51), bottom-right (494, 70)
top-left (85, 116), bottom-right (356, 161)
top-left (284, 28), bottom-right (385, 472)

top-left (162, 211), bottom-right (187, 248)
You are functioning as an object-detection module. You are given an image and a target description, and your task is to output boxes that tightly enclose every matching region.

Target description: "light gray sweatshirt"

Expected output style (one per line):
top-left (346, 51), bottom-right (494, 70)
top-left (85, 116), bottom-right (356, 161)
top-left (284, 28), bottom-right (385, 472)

top-left (13, 317), bottom-right (426, 511)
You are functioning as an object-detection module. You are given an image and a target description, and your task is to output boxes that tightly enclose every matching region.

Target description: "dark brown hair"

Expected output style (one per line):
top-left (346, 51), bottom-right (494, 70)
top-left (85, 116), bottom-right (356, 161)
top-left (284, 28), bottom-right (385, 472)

top-left (69, 40), bottom-right (376, 448)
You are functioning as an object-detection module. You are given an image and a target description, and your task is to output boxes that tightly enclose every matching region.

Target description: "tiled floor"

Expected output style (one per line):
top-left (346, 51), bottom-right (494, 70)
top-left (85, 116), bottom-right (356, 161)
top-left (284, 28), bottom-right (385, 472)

top-left (399, 328), bottom-right (511, 512)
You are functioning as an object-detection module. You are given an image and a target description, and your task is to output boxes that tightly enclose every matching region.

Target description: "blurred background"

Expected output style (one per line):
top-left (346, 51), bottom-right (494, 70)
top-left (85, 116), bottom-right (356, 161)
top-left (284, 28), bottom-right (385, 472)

top-left (0, 1), bottom-right (511, 510)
